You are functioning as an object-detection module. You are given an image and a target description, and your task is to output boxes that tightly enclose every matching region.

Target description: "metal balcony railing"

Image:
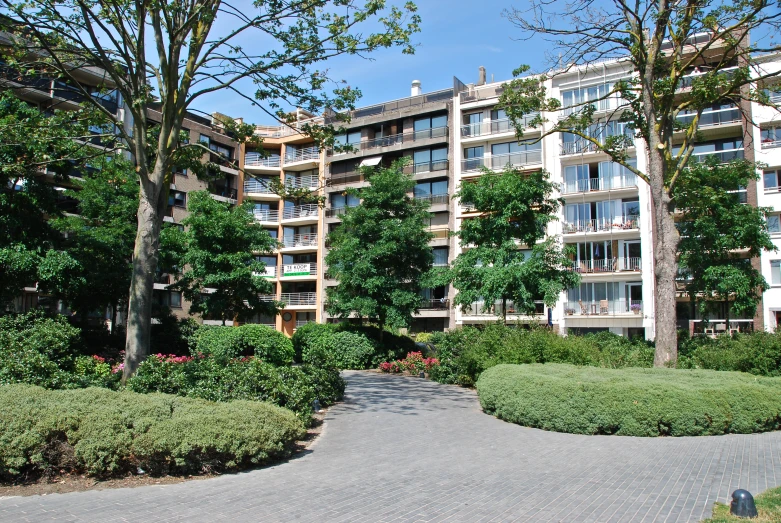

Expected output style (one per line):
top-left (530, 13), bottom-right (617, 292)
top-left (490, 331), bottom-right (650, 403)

top-left (280, 292), bottom-right (317, 306)
top-left (565, 299), bottom-right (642, 316)
top-left (761, 138), bottom-right (781, 150)
top-left (489, 150), bottom-right (542, 170)
top-left (295, 319), bottom-right (313, 328)
top-left (560, 97), bottom-right (630, 117)
top-left (282, 204), bottom-right (319, 220)
top-left (677, 106), bottom-right (741, 128)
top-left (415, 193), bottom-right (449, 205)
top-left (405, 159), bottom-right (449, 174)
top-left (691, 148), bottom-right (744, 164)
top-left (282, 234), bottom-right (318, 248)
top-left (569, 257), bottom-right (642, 273)
top-left (420, 298), bottom-right (450, 310)
top-left (285, 175), bottom-right (320, 189)
top-left (561, 140), bottom-right (600, 155)
top-left (252, 209), bottom-right (280, 222)
top-left (244, 179), bottom-right (276, 194)
top-left (258, 294), bottom-right (277, 302)
top-left (282, 263), bottom-right (317, 276)
top-left (244, 152), bottom-right (281, 168)
top-left (285, 146), bottom-right (320, 163)
top-left (561, 175), bottom-right (638, 194)
top-left (679, 67), bottom-right (737, 90)
top-left (562, 216), bottom-right (640, 233)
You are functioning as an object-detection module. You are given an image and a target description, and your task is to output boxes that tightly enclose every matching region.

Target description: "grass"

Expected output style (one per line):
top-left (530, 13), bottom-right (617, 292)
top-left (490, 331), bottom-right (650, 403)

top-left (702, 486), bottom-right (781, 522)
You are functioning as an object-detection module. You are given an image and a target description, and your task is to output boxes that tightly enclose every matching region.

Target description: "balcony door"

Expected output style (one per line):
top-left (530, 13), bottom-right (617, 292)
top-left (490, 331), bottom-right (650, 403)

top-left (564, 165), bottom-right (590, 193)
top-left (622, 241), bottom-right (641, 270)
top-left (625, 283), bottom-right (643, 312)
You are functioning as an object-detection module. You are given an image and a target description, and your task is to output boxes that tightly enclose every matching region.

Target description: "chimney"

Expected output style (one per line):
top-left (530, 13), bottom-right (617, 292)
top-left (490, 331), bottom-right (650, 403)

top-left (411, 79), bottom-right (422, 96)
top-left (478, 66), bottom-right (486, 86)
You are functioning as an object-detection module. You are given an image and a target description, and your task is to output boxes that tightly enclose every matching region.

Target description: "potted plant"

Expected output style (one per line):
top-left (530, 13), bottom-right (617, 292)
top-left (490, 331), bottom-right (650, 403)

top-left (630, 303), bottom-right (642, 315)
top-left (565, 307), bottom-right (576, 315)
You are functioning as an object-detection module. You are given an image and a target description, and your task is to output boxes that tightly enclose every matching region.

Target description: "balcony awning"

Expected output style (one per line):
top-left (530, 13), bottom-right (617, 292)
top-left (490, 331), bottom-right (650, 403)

top-left (359, 156), bottom-right (382, 167)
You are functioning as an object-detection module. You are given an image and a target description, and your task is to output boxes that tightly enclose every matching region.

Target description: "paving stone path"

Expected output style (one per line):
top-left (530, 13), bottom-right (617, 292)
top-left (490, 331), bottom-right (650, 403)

top-left (2, 371), bottom-right (780, 522)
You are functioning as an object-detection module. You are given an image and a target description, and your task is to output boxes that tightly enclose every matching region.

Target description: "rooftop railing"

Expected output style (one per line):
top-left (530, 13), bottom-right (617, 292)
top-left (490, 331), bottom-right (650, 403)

top-left (459, 84), bottom-right (505, 103)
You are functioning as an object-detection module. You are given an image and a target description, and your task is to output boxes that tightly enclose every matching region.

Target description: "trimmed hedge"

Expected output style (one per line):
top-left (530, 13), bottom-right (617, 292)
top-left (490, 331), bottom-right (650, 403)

top-left (0, 384), bottom-right (305, 480)
top-left (477, 364), bottom-right (781, 437)
top-left (193, 324), bottom-right (294, 365)
top-left (128, 356), bottom-right (344, 422)
top-left (301, 331), bottom-right (376, 369)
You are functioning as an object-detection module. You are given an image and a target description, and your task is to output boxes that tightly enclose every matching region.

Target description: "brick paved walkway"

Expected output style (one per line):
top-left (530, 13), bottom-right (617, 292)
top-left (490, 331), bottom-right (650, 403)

top-left (1, 371), bottom-right (780, 522)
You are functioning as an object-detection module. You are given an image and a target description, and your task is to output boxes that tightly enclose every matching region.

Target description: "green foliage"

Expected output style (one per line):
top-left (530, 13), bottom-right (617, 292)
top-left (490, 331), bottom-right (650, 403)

top-left (301, 331), bottom-right (376, 369)
top-left (675, 158), bottom-right (775, 318)
top-left (429, 324), bottom-right (654, 386)
top-left (704, 485), bottom-right (781, 523)
top-left (477, 364), bottom-right (781, 437)
top-left (451, 167), bottom-right (579, 321)
top-left (325, 160), bottom-right (434, 330)
top-left (0, 383), bottom-right (305, 479)
top-left (128, 356), bottom-right (344, 422)
top-left (291, 322), bottom-right (339, 363)
top-left (193, 325), bottom-right (293, 366)
top-left (679, 332), bottom-right (781, 377)
top-left (169, 192), bottom-right (280, 324)
top-left (0, 310), bottom-right (81, 362)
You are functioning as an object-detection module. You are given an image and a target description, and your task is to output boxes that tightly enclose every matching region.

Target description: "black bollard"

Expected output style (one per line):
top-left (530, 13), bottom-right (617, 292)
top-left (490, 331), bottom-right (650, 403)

top-left (419, 371), bottom-right (425, 378)
top-left (730, 489), bottom-right (758, 518)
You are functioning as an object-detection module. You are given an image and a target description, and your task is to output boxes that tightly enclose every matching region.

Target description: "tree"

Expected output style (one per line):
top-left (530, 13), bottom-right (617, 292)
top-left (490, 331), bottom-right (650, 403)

top-left (0, 1), bottom-right (421, 379)
top-left (0, 91), bottom-right (106, 307)
top-left (168, 191), bottom-right (279, 325)
top-left (325, 160), bottom-right (433, 335)
top-left (675, 157), bottom-right (775, 324)
top-left (451, 167), bottom-right (579, 324)
top-left (498, 0), bottom-right (781, 365)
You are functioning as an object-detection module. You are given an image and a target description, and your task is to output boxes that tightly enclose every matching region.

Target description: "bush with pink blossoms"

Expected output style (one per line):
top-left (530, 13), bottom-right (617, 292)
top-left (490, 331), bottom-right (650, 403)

top-left (378, 352), bottom-right (439, 375)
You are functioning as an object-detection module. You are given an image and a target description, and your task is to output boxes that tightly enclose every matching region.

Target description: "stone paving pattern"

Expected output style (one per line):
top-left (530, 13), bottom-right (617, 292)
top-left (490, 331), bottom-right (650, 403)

top-left (1, 371), bottom-right (780, 522)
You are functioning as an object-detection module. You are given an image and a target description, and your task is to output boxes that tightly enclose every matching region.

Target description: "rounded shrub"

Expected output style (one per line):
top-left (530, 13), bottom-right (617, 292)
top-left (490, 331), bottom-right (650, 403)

top-left (0, 383), bottom-right (305, 480)
top-left (193, 324), bottom-right (293, 365)
top-left (301, 330), bottom-right (376, 369)
top-left (291, 322), bottom-right (337, 363)
top-left (476, 363), bottom-right (781, 437)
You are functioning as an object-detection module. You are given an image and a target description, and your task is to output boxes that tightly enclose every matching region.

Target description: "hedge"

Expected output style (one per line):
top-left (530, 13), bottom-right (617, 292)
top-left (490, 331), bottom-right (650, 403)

top-left (0, 384), bottom-right (305, 480)
top-left (193, 324), bottom-right (294, 365)
top-left (679, 331), bottom-right (781, 376)
top-left (476, 364), bottom-right (781, 437)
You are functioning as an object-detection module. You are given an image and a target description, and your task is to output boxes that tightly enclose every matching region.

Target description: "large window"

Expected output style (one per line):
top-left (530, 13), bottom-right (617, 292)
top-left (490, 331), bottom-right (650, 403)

top-left (209, 141), bottom-right (233, 159)
top-left (765, 170), bottom-right (781, 191)
top-left (772, 260), bottom-right (781, 285)
top-left (490, 140), bottom-right (541, 168)
top-left (767, 214), bottom-right (781, 234)
top-left (330, 192), bottom-right (360, 209)
top-left (169, 190), bottom-right (186, 208)
top-left (414, 114), bottom-right (447, 139)
top-left (463, 146), bottom-right (484, 171)
top-left (413, 147), bottom-right (447, 173)
top-left (414, 179), bottom-right (448, 199)
top-left (334, 130), bottom-right (362, 147)
top-left (432, 247), bottom-right (449, 266)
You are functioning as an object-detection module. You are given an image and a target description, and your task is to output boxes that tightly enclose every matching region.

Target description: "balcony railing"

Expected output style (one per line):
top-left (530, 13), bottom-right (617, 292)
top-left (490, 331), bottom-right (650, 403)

top-left (561, 175), bottom-right (638, 194)
top-left (460, 114), bottom-right (538, 138)
top-left (405, 159), bottom-right (449, 174)
top-left (562, 216), bottom-right (640, 233)
top-left (677, 107), bottom-right (741, 129)
top-left (259, 294), bottom-right (277, 302)
top-left (561, 97), bottom-right (630, 117)
top-left (285, 175), bottom-right (320, 189)
top-left (244, 152), bottom-right (281, 168)
top-left (463, 300), bottom-right (545, 316)
top-left (565, 299), bottom-right (642, 316)
top-left (252, 209), bottom-right (280, 222)
top-left (282, 234), bottom-right (318, 248)
top-left (280, 292), bottom-right (317, 306)
top-left (429, 228), bottom-right (450, 239)
top-left (561, 140), bottom-right (600, 155)
top-left (327, 172), bottom-right (363, 186)
top-left (691, 148), bottom-right (744, 164)
top-left (761, 138), bottom-right (781, 150)
top-left (415, 193), bottom-right (449, 205)
top-left (282, 263), bottom-right (317, 276)
top-left (253, 266), bottom-right (276, 278)
top-left (420, 298), bottom-right (450, 310)
top-left (325, 206), bottom-right (351, 218)
top-left (295, 319), bottom-right (313, 328)
top-left (285, 146), bottom-right (320, 163)
top-left (244, 179), bottom-right (276, 194)
top-left (459, 84), bottom-right (505, 103)
top-left (679, 67), bottom-right (737, 90)
top-left (569, 257), bottom-right (642, 273)
top-left (282, 204), bottom-right (319, 220)
top-left (413, 126), bottom-right (448, 141)
top-left (490, 150), bottom-right (542, 170)
top-left (211, 187), bottom-right (238, 200)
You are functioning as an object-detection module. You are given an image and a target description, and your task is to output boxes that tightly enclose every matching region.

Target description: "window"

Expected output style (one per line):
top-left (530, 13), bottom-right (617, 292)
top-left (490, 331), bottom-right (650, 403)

top-left (762, 127), bottom-right (780, 147)
top-left (334, 130), bottom-right (362, 146)
top-left (155, 290), bottom-right (182, 308)
top-left (432, 247), bottom-right (449, 266)
top-left (169, 291), bottom-right (182, 308)
top-left (413, 147), bottom-right (447, 172)
top-left (463, 146), bottom-right (484, 170)
top-left (209, 141), bottom-right (233, 159)
top-left (414, 179), bottom-right (448, 199)
top-left (256, 255), bottom-right (277, 267)
top-left (768, 215), bottom-right (781, 234)
top-left (172, 165), bottom-right (188, 176)
top-left (765, 170), bottom-right (781, 191)
top-left (169, 190), bottom-right (186, 208)
top-left (772, 260), bottom-right (781, 285)
top-left (491, 108), bottom-right (507, 121)
top-left (264, 228), bottom-right (278, 239)
top-left (414, 114), bottom-right (447, 139)
top-left (330, 192), bottom-right (360, 209)
top-left (199, 134), bottom-right (210, 146)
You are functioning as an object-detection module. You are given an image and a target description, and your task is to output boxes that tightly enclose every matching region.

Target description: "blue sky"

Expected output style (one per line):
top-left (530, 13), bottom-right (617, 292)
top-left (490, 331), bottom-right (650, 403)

top-left (192, 0), bottom-right (552, 125)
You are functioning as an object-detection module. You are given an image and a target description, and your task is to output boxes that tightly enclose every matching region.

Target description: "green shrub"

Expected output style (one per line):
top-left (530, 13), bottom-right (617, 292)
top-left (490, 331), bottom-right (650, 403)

top-left (0, 383), bottom-right (305, 480)
top-left (128, 356), bottom-right (344, 422)
top-left (193, 324), bottom-right (293, 365)
top-left (292, 322), bottom-right (338, 363)
top-left (477, 364), bottom-right (781, 437)
top-left (679, 332), bottom-right (781, 376)
top-left (301, 330), bottom-right (376, 369)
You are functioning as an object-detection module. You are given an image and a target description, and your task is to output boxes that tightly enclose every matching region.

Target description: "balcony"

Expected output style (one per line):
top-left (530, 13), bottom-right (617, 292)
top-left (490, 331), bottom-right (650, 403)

top-left (404, 159), bottom-right (449, 175)
top-left (282, 234), bottom-right (318, 248)
top-left (210, 187), bottom-right (238, 201)
top-left (244, 152), bottom-right (281, 169)
top-left (564, 299), bottom-right (642, 316)
top-left (420, 298), bottom-right (450, 310)
top-left (561, 140), bottom-right (600, 155)
top-left (251, 209), bottom-right (280, 222)
top-left (285, 174), bottom-right (320, 189)
top-left (331, 126), bottom-right (448, 155)
top-left (327, 171), bottom-right (363, 186)
top-left (284, 146), bottom-right (320, 164)
top-left (691, 148), bottom-right (744, 164)
top-left (429, 228), bottom-right (450, 239)
top-left (561, 175), bottom-right (638, 194)
top-left (295, 319), bottom-right (313, 328)
top-left (325, 206), bottom-right (351, 218)
top-left (569, 257), bottom-right (642, 273)
top-left (679, 67), bottom-right (737, 90)
top-left (561, 97), bottom-right (630, 118)
top-left (282, 262), bottom-right (317, 277)
top-left (282, 204), bottom-right (319, 220)
top-left (463, 300), bottom-right (545, 317)
top-left (562, 216), bottom-right (640, 234)
top-left (676, 106), bottom-right (741, 129)
top-left (460, 114), bottom-right (539, 138)
top-left (414, 193), bottom-right (449, 205)
top-left (280, 292), bottom-right (317, 306)
top-left (461, 150), bottom-right (542, 173)
top-left (244, 179), bottom-right (276, 195)
top-left (762, 139), bottom-right (781, 150)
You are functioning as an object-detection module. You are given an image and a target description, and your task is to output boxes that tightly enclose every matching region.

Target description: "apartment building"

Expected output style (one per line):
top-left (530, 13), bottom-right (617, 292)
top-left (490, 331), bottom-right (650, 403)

top-left (319, 81), bottom-right (457, 332)
top-left (240, 110), bottom-right (325, 336)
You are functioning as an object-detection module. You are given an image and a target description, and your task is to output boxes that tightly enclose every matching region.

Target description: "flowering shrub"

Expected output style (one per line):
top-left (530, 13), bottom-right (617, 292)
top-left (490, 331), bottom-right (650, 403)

top-left (378, 352), bottom-right (439, 375)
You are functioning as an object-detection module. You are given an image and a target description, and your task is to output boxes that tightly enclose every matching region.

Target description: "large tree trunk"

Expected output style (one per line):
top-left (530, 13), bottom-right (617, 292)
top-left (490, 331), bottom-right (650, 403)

top-left (648, 147), bottom-right (680, 367)
top-left (123, 177), bottom-right (167, 383)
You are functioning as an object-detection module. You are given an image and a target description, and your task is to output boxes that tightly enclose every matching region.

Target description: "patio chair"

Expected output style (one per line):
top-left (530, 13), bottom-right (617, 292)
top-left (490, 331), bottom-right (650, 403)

top-left (599, 300), bottom-right (609, 315)
top-left (578, 300), bottom-right (589, 315)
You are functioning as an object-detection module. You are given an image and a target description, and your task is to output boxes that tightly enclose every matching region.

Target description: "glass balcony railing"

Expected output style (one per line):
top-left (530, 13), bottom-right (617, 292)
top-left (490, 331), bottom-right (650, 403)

top-left (460, 114), bottom-right (539, 138)
top-left (562, 215), bottom-right (640, 234)
top-left (565, 299), bottom-right (642, 316)
top-left (691, 148), bottom-right (744, 164)
top-left (561, 175), bottom-right (637, 194)
top-left (676, 106), bottom-right (741, 129)
top-left (414, 193), bottom-right (449, 205)
top-left (489, 150), bottom-right (542, 170)
top-left (568, 257), bottom-right (642, 273)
